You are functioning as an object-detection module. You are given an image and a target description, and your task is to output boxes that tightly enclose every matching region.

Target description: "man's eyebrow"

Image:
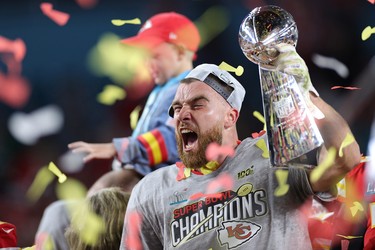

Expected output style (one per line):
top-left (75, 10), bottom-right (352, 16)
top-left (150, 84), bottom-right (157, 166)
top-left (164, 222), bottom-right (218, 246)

top-left (172, 95), bottom-right (209, 107)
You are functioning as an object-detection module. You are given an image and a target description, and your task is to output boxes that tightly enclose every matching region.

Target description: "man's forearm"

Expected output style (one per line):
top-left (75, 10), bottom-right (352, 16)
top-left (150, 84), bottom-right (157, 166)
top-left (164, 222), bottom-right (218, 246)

top-left (309, 94), bottom-right (361, 192)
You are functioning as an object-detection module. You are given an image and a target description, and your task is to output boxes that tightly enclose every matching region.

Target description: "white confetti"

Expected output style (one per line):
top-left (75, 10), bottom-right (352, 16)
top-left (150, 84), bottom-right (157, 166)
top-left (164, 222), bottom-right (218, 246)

top-left (8, 104), bottom-right (64, 145)
top-left (311, 54), bottom-right (349, 78)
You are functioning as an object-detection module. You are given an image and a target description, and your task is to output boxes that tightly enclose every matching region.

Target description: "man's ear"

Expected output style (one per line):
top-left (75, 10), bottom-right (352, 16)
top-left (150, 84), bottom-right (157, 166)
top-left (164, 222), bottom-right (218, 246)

top-left (224, 108), bottom-right (239, 129)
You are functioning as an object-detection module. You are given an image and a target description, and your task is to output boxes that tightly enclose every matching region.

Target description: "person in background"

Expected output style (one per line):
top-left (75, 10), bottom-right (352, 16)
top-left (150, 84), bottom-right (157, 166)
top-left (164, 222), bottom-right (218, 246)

top-left (120, 58), bottom-right (360, 248)
top-left (70, 11), bottom-right (201, 195)
top-left (35, 12), bottom-right (200, 250)
top-left (64, 187), bottom-right (130, 250)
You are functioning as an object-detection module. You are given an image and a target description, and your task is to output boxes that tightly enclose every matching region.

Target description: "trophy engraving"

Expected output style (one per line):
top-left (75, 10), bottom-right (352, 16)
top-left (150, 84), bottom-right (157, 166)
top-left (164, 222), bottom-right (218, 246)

top-left (238, 5), bottom-right (324, 166)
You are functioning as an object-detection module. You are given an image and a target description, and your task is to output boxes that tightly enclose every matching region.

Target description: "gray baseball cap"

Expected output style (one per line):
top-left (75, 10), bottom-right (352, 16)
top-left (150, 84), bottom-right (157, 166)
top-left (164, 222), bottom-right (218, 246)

top-left (169, 63), bottom-right (246, 117)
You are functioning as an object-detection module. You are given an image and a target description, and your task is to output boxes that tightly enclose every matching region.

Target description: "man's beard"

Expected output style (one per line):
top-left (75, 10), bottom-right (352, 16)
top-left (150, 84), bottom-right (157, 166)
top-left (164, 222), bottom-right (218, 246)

top-left (176, 124), bottom-right (223, 169)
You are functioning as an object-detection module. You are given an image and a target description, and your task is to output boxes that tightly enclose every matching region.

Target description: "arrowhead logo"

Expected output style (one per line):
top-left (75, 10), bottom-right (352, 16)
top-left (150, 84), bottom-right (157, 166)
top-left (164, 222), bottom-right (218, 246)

top-left (218, 220), bottom-right (261, 249)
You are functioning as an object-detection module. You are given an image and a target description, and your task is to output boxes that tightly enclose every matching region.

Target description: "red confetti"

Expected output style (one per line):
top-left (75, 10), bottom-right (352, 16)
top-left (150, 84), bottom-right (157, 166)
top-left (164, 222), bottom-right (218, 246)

top-left (189, 173), bottom-right (233, 201)
top-left (125, 211), bottom-right (142, 250)
top-left (75, 0), bottom-right (98, 9)
top-left (40, 3), bottom-right (70, 26)
top-left (0, 73), bottom-right (30, 108)
top-left (189, 192), bottom-right (223, 201)
top-left (205, 142), bottom-right (235, 161)
top-left (0, 36), bottom-right (26, 62)
top-left (331, 86), bottom-right (360, 90)
top-left (368, 0), bottom-right (375, 4)
top-left (206, 173), bottom-right (234, 193)
top-left (176, 162), bottom-right (186, 181)
top-left (251, 130), bottom-right (266, 139)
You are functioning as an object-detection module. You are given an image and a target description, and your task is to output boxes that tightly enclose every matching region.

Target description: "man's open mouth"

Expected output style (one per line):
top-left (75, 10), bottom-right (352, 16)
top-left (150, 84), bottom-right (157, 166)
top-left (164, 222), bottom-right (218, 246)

top-left (181, 129), bottom-right (198, 151)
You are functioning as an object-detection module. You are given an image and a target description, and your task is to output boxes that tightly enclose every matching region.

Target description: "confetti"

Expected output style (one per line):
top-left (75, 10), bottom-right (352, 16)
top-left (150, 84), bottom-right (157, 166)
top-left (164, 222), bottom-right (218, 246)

top-left (88, 33), bottom-right (149, 85)
top-left (0, 73), bottom-right (30, 108)
top-left (189, 192), bottom-right (223, 201)
top-left (26, 165), bottom-right (55, 202)
top-left (350, 201), bottom-right (364, 217)
top-left (97, 84), bottom-right (126, 105)
top-left (40, 3), bottom-right (70, 26)
top-left (69, 200), bottom-right (105, 247)
top-left (8, 105), bottom-right (64, 145)
top-left (48, 162), bottom-right (67, 183)
top-left (205, 142), bottom-right (235, 162)
top-left (218, 61), bottom-right (244, 76)
top-left (361, 26), bottom-right (375, 41)
top-left (35, 233), bottom-right (54, 250)
top-left (176, 162), bottom-right (190, 181)
top-left (111, 18), bottom-right (141, 26)
top-left (336, 234), bottom-right (363, 239)
top-left (368, 0), bottom-right (375, 4)
top-left (206, 173), bottom-right (233, 194)
top-left (130, 105), bottom-right (142, 130)
top-left (255, 139), bottom-right (270, 158)
top-left (331, 86), bottom-right (360, 90)
top-left (311, 54), bottom-right (349, 78)
top-left (125, 211), bottom-right (143, 250)
top-left (194, 6), bottom-right (229, 47)
top-left (251, 130), bottom-right (266, 139)
top-left (274, 169), bottom-right (290, 196)
top-left (253, 111), bottom-right (266, 131)
top-left (310, 147), bottom-right (336, 183)
top-left (56, 178), bottom-right (87, 200)
top-left (184, 167), bottom-right (191, 179)
top-left (58, 150), bottom-right (85, 173)
top-left (75, 0), bottom-right (98, 9)
top-left (339, 133), bottom-right (355, 157)
top-left (0, 36), bottom-right (26, 62)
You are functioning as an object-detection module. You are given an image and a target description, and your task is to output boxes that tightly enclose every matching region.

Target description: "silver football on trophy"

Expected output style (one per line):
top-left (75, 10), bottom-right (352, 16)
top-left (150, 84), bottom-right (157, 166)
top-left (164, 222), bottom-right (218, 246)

top-left (238, 5), bottom-right (298, 69)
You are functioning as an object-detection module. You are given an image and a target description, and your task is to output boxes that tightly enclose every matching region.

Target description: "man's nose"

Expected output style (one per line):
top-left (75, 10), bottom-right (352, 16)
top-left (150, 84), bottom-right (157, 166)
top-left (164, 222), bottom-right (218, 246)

top-left (177, 106), bottom-right (191, 121)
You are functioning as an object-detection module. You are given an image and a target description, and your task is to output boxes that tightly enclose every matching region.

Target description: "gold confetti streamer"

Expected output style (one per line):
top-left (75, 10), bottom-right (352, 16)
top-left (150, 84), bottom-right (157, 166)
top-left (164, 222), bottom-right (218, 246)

top-left (130, 105), bottom-right (142, 130)
top-left (48, 162), bottom-right (67, 183)
top-left (310, 147), bottom-right (336, 183)
top-left (253, 110), bottom-right (266, 131)
top-left (218, 61), bottom-right (244, 76)
top-left (350, 201), bottom-right (364, 217)
top-left (274, 169), bottom-right (290, 196)
top-left (339, 133), bottom-right (355, 157)
top-left (111, 18), bottom-right (141, 26)
top-left (361, 26), bottom-right (375, 41)
top-left (256, 139), bottom-right (270, 158)
top-left (88, 33), bottom-right (150, 85)
top-left (97, 84), bottom-right (126, 105)
top-left (70, 200), bottom-right (105, 247)
top-left (26, 165), bottom-right (55, 202)
top-left (184, 167), bottom-right (191, 179)
top-left (336, 234), bottom-right (363, 240)
top-left (56, 178), bottom-right (87, 200)
top-left (195, 6), bottom-right (229, 47)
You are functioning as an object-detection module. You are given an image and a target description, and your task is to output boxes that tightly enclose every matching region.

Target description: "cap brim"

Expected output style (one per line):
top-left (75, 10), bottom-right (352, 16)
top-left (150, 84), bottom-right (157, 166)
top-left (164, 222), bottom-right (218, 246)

top-left (121, 35), bottom-right (164, 50)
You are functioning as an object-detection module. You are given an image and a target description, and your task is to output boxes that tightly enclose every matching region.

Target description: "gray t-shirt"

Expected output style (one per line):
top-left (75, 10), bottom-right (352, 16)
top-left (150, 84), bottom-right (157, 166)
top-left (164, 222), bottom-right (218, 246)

top-left (120, 136), bottom-right (314, 250)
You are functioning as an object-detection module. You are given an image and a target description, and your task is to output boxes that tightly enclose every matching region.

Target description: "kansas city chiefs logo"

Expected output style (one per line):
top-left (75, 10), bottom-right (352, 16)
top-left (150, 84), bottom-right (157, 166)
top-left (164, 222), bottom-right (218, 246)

top-left (218, 220), bottom-right (261, 249)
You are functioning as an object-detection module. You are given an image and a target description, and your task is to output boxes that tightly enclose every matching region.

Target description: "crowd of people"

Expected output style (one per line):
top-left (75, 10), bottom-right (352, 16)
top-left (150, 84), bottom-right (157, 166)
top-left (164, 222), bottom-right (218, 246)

top-left (1, 9), bottom-right (373, 250)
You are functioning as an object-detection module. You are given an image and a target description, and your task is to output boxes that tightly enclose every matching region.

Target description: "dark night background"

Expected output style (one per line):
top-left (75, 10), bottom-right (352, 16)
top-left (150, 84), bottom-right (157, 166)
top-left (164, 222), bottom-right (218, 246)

top-left (0, 0), bottom-right (374, 247)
